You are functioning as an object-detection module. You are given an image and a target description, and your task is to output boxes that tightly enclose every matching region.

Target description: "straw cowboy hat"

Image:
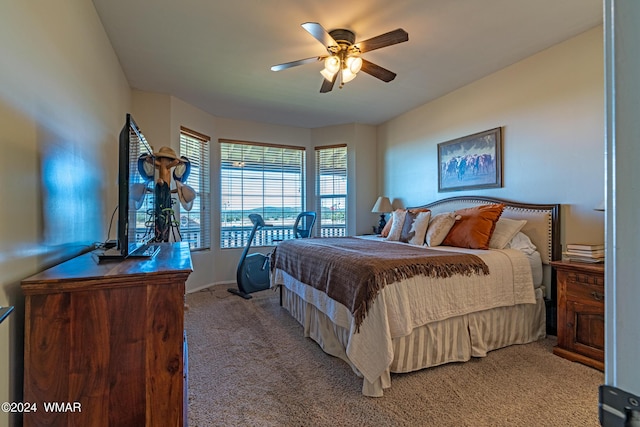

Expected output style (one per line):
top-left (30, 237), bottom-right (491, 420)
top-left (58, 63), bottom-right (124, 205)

top-left (176, 180), bottom-right (196, 211)
top-left (154, 146), bottom-right (179, 160)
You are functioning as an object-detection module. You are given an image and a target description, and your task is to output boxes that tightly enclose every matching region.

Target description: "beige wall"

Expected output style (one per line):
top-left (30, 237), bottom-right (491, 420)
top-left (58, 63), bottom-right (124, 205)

top-left (133, 91), bottom-right (172, 150)
top-left (378, 26), bottom-right (605, 248)
top-left (0, 0), bottom-right (131, 424)
top-left (311, 124), bottom-right (378, 236)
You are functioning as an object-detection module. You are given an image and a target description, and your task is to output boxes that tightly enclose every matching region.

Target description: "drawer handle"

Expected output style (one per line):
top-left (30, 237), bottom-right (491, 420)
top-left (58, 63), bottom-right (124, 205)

top-left (591, 291), bottom-right (604, 301)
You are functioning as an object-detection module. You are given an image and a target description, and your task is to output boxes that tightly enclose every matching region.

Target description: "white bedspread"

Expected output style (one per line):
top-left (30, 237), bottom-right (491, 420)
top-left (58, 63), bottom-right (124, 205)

top-left (272, 244), bottom-right (535, 388)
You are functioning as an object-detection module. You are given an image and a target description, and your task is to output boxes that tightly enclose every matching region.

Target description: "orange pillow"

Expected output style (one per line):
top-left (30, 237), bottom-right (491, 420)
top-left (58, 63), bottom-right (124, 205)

top-left (442, 204), bottom-right (504, 249)
top-left (381, 208), bottom-right (430, 237)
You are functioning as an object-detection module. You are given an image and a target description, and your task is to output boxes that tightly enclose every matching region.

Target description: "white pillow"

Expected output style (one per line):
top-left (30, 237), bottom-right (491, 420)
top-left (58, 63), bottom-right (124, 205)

top-left (399, 211), bottom-right (431, 246)
top-left (425, 212), bottom-right (459, 246)
top-left (506, 231), bottom-right (537, 255)
top-left (386, 209), bottom-right (407, 241)
top-left (489, 218), bottom-right (527, 249)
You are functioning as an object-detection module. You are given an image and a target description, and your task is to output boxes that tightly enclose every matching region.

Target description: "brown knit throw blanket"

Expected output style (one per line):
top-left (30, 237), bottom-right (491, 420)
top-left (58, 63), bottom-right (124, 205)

top-left (272, 237), bottom-right (489, 330)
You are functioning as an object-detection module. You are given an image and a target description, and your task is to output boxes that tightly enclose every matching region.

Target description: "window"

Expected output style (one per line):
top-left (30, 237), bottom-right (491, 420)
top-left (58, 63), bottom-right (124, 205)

top-left (179, 127), bottom-right (211, 250)
top-left (315, 145), bottom-right (347, 237)
top-left (220, 140), bottom-right (306, 248)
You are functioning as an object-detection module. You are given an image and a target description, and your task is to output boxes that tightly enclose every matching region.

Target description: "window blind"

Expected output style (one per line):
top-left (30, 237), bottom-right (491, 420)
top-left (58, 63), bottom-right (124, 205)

top-left (315, 144), bottom-right (347, 237)
top-left (179, 126), bottom-right (211, 250)
top-left (220, 139), bottom-right (306, 248)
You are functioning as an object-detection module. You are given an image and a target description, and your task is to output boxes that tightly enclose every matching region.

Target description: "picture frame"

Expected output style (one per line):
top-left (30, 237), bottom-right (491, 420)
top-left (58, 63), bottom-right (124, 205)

top-left (437, 127), bottom-right (502, 192)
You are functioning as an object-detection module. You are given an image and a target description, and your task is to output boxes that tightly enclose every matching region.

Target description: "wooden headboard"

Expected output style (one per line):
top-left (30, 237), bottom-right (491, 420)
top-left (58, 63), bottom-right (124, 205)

top-left (411, 196), bottom-right (561, 293)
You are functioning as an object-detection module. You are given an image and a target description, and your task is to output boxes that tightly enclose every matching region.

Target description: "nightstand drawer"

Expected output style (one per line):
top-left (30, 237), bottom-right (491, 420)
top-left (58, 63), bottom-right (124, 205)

top-left (565, 276), bottom-right (605, 305)
top-left (565, 270), bottom-right (604, 287)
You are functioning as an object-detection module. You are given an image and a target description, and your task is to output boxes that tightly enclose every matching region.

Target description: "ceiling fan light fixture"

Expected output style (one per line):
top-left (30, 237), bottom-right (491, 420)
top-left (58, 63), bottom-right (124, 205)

top-left (271, 22), bottom-right (408, 93)
top-left (320, 67), bottom-right (337, 81)
top-left (324, 55), bottom-right (340, 73)
top-left (346, 56), bottom-right (362, 74)
top-left (320, 55), bottom-right (340, 81)
top-left (341, 68), bottom-right (357, 84)
top-left (340, 55), bottom-right (362, 85)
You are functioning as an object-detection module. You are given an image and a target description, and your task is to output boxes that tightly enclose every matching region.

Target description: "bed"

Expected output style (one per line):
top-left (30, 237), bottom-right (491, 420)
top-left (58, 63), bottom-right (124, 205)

top-left (271, 196), bottom-right (561, 397)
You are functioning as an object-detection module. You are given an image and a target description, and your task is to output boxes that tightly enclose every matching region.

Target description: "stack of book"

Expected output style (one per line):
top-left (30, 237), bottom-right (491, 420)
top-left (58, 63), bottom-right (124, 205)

top-left (564, 243), bottom-right (605, 263)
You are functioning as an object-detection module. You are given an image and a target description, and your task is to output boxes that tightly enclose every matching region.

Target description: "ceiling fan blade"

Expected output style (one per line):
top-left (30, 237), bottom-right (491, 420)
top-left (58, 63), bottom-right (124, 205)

top-left (360, 59), bottom-right (397, 82)
top-left (271, 56), bottom-right (325, 72)
top-left (354, 28), bottom-right (408, 53)
top-left (320, 73), bottom-right (337, 93)
top-left (301, 22), bottom-right (338, 50)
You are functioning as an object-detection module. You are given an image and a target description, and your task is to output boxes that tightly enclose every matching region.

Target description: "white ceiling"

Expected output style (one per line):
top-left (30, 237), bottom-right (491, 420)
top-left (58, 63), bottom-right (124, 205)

top-left (91, 0), bottom-right (603, 129)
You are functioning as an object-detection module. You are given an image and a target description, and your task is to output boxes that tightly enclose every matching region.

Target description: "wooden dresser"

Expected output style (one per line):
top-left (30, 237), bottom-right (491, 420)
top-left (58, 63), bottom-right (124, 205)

top-left (22, 242), bottom-right (192, 427)
top-left (551, 260), bottom-right (604, 371)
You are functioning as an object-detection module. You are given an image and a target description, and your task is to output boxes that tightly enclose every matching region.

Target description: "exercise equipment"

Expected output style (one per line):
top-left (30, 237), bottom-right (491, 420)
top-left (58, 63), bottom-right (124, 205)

top-left (273, 211), bottom-right (317, 242)
top-left (228, 214), bottom-right (272, 299)
top-left (292, 211), bottom-right (316, 238)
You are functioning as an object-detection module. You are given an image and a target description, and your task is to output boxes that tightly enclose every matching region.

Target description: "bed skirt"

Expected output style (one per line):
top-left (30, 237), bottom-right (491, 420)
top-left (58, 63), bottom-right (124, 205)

top-left (281, 285), bottom-right (546, 397)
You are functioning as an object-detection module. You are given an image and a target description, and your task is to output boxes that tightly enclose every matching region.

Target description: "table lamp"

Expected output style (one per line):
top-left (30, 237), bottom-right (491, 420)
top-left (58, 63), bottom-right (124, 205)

top-left (371, 196), bottom-right (393, 234)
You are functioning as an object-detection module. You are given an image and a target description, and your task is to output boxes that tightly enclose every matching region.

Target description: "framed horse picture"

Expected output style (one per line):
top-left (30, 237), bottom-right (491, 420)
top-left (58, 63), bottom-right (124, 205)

top-left (437, 127), bottom-right (502, 192)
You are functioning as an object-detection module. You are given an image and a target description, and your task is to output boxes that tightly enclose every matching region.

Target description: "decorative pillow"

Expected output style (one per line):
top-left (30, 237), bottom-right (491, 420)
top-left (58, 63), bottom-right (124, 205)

top-left (382, 208), bottom-right (430, 238)
top-left (386, 209), bottom-right (407, 241)
top-left (488, 218), bottom-right (527, 249)
top-left (425, 212), bottom-right (459, 246)
top-left (399, 211), bottom-right (431, 245)
top-left (442, 204), bottom-right (505, 249)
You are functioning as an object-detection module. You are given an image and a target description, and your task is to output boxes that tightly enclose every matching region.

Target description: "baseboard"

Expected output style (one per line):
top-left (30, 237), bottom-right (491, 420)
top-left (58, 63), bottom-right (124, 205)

top-left (187, 281), bottom-right (236, 294)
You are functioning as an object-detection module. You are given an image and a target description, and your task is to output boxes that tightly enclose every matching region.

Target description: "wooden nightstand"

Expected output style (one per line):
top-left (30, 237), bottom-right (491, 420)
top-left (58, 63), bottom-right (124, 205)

top-left (551, 260), bottom-right (604, 371)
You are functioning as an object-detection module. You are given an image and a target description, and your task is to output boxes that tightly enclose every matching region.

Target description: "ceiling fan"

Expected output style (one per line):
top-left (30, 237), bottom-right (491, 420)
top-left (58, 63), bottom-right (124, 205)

top-left (271, 22), bottom-right (409, 93)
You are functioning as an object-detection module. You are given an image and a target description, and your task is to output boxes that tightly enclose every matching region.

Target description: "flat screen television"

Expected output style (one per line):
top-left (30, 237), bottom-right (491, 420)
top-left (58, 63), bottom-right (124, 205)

top-left (98, 113), bottom-right (156, 260)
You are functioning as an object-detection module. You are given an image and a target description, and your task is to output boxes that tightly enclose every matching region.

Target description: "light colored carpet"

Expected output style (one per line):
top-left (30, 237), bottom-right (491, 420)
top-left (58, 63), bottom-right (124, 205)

top-left (185, 284), bottom-right (604, 427)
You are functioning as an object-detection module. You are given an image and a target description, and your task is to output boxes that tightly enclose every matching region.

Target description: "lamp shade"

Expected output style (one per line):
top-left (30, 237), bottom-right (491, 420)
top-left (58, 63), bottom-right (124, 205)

top-left (321, 55), bottom-right (340, 81)
top-left (320, 67), bottom-right (337, 81)
top-left (324, 55), bottom-right (340, 73)
top-left (346, 56), bottom-right (362, 74)
top-left (342, 68), bottom-right (357, 83)
top-left (371, 196), bottom-right (393, 213)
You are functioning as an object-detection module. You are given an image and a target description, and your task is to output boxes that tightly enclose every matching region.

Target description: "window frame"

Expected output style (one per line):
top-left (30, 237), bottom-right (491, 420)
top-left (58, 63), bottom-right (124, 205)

top-left (315, 144), bottom-right (347, 238)
top-left (179, 126), bottom-right (211, 251)
top-left (219, 139), bottom-right (307, 249)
